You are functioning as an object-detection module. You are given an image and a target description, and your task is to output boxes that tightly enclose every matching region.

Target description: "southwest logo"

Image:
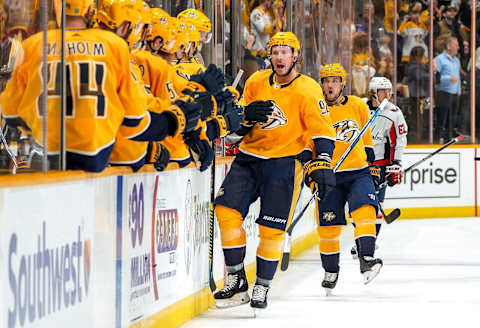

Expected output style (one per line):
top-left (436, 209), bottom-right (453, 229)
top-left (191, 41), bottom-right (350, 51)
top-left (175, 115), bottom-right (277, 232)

top-left (334, 119), bottom-right (360, 143)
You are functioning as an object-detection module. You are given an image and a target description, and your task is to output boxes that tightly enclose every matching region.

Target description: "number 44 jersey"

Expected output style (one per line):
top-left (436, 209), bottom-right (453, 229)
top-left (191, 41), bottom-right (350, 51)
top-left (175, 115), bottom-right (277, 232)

top-left (0, 28), bottom-right (148, 171)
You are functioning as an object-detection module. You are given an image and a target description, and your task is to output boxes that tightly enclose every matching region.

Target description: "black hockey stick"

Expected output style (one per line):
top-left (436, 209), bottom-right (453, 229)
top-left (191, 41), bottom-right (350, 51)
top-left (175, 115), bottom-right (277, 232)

top-left (208, 144), bottom-right (216, 293)
top-left (280, 99), bottom-right (388, 271)
top-left (378, 200), bottom-right (401, 224)
top-left (207, 70), bottom-right (245, 293)
top-left (378, 134), bottom-right (464, 224)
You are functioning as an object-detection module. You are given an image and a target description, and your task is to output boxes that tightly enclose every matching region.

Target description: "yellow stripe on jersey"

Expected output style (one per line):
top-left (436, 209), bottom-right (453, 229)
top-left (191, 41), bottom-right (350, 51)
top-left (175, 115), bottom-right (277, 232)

top-left (240, 69), bottom-right (335, 159)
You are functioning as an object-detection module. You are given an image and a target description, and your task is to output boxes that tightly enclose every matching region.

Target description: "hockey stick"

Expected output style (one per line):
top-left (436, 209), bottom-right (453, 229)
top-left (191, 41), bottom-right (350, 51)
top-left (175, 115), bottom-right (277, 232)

top-left (378, 134), bottom-right (464, 224)
top-left (378, 200), bottom-right (400, 224)
top-left (207, 69), bottom-right (245, 293)
top-left (280, 98), bottom-right (388, 271)
top-left (208, 148), bottom-right (216, 292)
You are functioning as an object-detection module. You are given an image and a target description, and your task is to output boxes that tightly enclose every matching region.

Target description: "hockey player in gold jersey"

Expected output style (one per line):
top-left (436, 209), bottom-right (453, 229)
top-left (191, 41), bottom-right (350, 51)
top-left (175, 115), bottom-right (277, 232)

top-left (213, 32), bottom-right (336, 309)
top-left (0, 0), bottom-right (202, 172)
top-left (132, 8), bottom-right (221, 171)
top-left (95, 0), bottom-right (203, 172)
top-left (173, 16), bottom-right (244, 143)
top-left (137, 8), bottom-right (242, 171)
top-left (309, 63), bottom-right (383, 294)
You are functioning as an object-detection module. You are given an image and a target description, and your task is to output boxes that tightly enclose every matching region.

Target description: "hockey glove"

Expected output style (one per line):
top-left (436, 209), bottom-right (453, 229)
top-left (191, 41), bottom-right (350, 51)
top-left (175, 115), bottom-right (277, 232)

top-left (148, 142), bottom-right (170, 171)
top-left (244, 100), bottom-right (274, 124)
top-left (369, 165), bottom-right (381, 190)
top-left (215, 89), bottom-right (236, 115)
top-left (386, 161), bottom-right (402, 186)
top-left (190, 64), bottom-right (225, 94)
top-left (184, 129), bottom-right (214, 172)
top-left (303, 157), bottom-right (335, 199)
top-left (165, 97), bottom-right (202, 136)
top-left (183, 90), bottom-right (216, 120)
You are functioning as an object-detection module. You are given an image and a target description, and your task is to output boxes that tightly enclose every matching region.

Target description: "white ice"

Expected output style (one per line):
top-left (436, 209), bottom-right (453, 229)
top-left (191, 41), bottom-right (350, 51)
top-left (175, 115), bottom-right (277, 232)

top-left (181, 218), bottom-right (480, 328)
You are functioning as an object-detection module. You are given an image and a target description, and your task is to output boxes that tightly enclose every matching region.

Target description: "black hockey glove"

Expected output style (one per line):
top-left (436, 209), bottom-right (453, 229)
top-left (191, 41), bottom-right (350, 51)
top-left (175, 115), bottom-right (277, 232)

top-left (214, 89), bottom-right (235, 115)
top-left (303, 156), bottom-right (335, 199)
top-left (168, 98), bottom-right (202, 135)
top-left (184, 90), bottom-right (215, 120)
top-left (147, 142), bottom-right (170, 171)
top-left (369, 164), bottom-right (381, 191)
top-left (190, 64), bottom-right (225, 94)
top-left (222, 101), bottom-right (244, 133)
top-left (184, 129), bottom-right (214, 172)
top-left (386, 161), bottom-right (402, 187)
top-left (244, 100), bottom-right (274, 124)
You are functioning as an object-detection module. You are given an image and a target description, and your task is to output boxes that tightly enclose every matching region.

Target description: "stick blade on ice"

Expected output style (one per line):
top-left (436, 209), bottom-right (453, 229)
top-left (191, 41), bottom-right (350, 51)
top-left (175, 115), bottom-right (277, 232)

top-left (384, 208), bottom-right (401, 224)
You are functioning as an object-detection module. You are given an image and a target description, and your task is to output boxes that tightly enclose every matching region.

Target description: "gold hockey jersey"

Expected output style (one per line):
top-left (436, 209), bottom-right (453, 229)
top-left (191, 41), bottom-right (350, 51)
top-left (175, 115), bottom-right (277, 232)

top-left (133, 50), bottom-right (193, 162)
top-left (0, 28), bottom-right (146, 161)
top-left (326, 95), bottom-right (373, 172)
top-left (239, 69), bottom-right (335, 159)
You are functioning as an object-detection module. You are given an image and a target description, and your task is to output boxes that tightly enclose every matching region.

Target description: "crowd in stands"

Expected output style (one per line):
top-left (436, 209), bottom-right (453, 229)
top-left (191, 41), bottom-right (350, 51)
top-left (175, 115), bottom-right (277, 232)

top-left (0, 0), bottom-right (478, 174)
top-left (351, 0), bottom-right (478, 144)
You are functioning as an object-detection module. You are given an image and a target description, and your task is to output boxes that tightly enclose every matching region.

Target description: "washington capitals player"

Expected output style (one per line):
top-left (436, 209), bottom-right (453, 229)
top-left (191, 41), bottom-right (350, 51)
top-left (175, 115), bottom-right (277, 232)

top-left (351, 77), bottom-right (408, 258)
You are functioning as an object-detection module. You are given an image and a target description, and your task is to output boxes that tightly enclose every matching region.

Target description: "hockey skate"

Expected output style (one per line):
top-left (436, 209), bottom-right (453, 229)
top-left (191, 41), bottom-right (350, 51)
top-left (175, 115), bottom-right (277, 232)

top-left (321, 271), bottom-right (338, 296)
top-left (359, 256), bottom-right (383, 284)
top-left (251, 284), bottom-right (269, 317)
top-left (214, 269), bottom-right (250, 308)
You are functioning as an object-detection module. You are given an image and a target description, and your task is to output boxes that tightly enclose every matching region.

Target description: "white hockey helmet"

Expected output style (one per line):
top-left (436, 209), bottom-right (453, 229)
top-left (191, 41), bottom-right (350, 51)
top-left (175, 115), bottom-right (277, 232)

top-left (368, 77), bottom-right (392, 94)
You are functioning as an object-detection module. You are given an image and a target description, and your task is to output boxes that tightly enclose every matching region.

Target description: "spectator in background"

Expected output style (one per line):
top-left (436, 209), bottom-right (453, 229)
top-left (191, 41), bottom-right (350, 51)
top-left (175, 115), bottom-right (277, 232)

top-left (351, 32), bottom-right (376, 97)
top-left (250, 0), bottom-right (280, 58)
top-left (438, 6), bottom-right (462, 41)
top-left (404, 46), bottom-right (433, 142)
top-left (434, 36), bottom-right (461, 143)
top-left (398, 2), bottom-right (428, 65)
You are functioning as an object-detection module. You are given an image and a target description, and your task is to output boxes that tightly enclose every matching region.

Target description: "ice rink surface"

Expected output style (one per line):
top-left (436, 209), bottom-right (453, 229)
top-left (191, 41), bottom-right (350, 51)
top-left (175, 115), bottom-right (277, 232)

top-left (181, 218), bottom-right (480, 328)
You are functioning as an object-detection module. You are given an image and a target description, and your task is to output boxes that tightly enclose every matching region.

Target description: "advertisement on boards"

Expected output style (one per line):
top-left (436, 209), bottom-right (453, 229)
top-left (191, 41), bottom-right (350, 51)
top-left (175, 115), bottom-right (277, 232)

top-left (387, 152), bottom-right (461, 199)
top-left (122, 178), bottom-right (154, 324)
top-left (1, 183), bottom-right (94, 328)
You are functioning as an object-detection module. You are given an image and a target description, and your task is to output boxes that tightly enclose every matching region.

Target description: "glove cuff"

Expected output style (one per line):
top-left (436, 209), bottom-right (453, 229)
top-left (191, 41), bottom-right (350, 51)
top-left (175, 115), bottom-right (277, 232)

top-left (146, 141), bottom-right (157, 163)
top-left (163, 104), bottom-right (186, 137)
top-left (212, 116), bottom-right (229, 137)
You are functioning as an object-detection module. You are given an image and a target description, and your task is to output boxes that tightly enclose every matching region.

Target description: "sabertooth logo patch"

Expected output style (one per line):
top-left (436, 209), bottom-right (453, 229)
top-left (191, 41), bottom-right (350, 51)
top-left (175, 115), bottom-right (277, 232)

top-left (333, 119), bottom-right (360, 143)
top-left (259, 101), bottom-right (287, 130)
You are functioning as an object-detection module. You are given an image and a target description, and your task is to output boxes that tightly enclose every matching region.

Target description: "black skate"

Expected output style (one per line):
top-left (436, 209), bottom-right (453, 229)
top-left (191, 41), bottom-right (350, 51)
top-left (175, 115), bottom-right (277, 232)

top-left (250, 284), bottom-right (269, 310)
top-left (322, 271), bottom-right (339, 296)
top-left (214, 269), bottom-right (249, 308)
top-left (359, 256), bottom-right (383, 284)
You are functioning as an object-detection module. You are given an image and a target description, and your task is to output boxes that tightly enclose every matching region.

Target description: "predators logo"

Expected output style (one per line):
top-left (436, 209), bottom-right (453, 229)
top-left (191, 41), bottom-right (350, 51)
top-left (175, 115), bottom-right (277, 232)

top-left (334, 119), bottom-right (360, 143)
top-left (259, 101), bottom-right (287, 130)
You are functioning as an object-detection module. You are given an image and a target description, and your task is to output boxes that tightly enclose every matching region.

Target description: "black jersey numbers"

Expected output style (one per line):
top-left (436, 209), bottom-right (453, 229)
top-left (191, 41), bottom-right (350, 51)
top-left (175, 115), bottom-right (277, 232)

top-left (37, 61), bottom-right (106, 118)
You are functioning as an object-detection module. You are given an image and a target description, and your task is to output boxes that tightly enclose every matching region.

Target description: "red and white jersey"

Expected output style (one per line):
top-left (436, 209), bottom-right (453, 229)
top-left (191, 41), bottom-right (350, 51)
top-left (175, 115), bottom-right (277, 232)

top-left (367, 100), bottom-right (408, 165)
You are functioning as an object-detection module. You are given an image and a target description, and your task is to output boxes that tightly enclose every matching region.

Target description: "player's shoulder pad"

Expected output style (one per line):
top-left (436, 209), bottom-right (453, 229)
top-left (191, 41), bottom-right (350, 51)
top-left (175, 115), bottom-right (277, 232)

top-left (294, 74), bottom-right (323, 94)
top-left (92, 29), bottom-right (130, 48)
top-left (384, 101), bottom-right (400, 112)
top-left (245, 69), bottom-right (271, 86)
top-left (348, 95), bottom-right (369, 107)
